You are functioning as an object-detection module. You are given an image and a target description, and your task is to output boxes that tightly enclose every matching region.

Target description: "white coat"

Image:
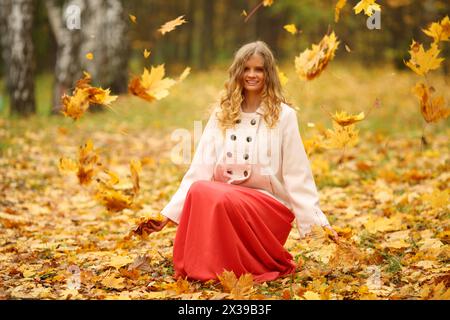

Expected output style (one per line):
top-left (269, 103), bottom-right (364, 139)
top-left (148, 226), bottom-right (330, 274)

top-left (161, 102), bottom-right (330, 237)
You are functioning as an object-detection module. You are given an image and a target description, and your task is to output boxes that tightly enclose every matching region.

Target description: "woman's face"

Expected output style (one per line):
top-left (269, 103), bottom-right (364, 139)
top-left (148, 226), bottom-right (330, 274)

top-left (241, 54), bottom-right (265, 94)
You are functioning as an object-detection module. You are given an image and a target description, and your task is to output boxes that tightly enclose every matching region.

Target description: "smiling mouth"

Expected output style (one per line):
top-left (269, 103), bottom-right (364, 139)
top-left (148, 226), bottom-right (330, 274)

top-left (245, 80), bottom-right (259, 85)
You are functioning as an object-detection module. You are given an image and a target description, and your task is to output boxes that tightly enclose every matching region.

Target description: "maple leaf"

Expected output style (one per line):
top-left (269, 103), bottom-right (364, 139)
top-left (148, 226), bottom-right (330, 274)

top-left (283, 24), bottom-right (298, 35)
top-left (61, 72), bottom-right (118, 120)
top-left (323, 122), bottom-right (359, 149)
top-left (129, 14), bottom-right (137, 24)
top-left (412, 82), bottom-right (450, 123)
top-left (330, 110), bottom-right (365, 127)
top-left (101, 273), bottom-right (126, 290)
top-left (77, 139), bottom-right (101, 185)
top-left (404, 41), bottom-right (444, 76)
top-left (95, 182), bottom-right (134, 212)
top-left (353, 0), bottom-right (381, 16)
top-left (262, 0), bottom-right (274, 7)
top-left (130, 159), bottom-right (141, 195)
top-left (295, 32), bottom-right (340, 81)
top-left (158, 15), bottom-right (187, 35)
top-left (422, 15), bottom-right (450, 44)
top-left (217, 270), bottom-right (254, 299)
top-left (335, 0), bottom-right (347, 22)
top-left (128, 65), bottom-right (177, 103)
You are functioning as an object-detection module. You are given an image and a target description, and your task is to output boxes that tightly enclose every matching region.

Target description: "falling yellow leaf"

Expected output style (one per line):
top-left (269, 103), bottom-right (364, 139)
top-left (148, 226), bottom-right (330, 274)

top-left (61, 73), bottom-right (118, 121)
top-left (263, 0), bottom-right (274, 7)
top-left (422, 15), bottom-right (450, 44)
top-left (335, 0), bottom-right (347, 22)
top-left (128, 65), bottom-right (177, 103)
top-left (85, 53), bottom-right (94, 60)
top-left (241, 10), bottom-right (248, 17)
top-left (277, 67), bottom-right (288, 86)
top-left (345, 44), bottom-right (351, 52)
top-left (412, 82), bottom-right (450, 123)
top-left (178, 67), bottom-right (191, 82)
top-left (404, 41), bottom-right (444, 76)
top-left (158, 15), bottom-right (187, 35)
top-left (295, 32), bottom-right (340, 81)
top-left (129, 14), bottom-right (137, 24)
top-left (324, 122), bottom-right (359, 149)
top-left (143, 49), bottom-right (151, 59)
top-left (130, 159), bottom-right (141, 195)
top-left (283, 24), bottom-right (298, 35)
top-left (330, 111), bottom-right (365, 126)
top-left (354, 0), bottom-right (381, 16)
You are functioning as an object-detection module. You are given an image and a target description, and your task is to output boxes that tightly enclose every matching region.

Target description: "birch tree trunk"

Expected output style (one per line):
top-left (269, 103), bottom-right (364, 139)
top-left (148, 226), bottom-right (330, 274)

top-left (45, 0), bottom-right (84, 114)
top-left (0, 0), bottom-right (36, 116)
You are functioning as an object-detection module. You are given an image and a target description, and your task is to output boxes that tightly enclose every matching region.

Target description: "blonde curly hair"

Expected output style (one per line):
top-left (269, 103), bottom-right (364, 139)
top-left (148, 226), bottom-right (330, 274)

top-left (217, 41), bottom-right (288, 132)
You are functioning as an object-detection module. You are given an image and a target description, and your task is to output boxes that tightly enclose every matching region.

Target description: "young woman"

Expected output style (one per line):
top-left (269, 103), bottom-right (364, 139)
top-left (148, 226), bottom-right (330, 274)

top-left (148, 41), bottom-right (338, 283)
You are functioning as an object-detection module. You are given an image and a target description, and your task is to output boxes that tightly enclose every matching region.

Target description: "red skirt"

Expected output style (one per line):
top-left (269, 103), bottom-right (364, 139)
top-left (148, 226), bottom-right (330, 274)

top-left (173, 180), bottom-right (297, 283)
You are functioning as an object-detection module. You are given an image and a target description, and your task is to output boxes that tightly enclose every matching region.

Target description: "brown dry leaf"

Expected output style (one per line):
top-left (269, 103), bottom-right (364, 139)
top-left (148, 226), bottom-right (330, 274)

top-left (295, 32), bottom-right (340, 80)
top-left (412, 82), bottom-right (450, 123)
top-left (158, 15), bottom-right (187, 35)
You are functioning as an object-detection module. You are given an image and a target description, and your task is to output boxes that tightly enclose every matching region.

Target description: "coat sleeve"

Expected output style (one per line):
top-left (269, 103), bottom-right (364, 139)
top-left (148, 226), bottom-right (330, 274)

top-left (161, 109), bottom-right (218, 224)
top-left (281, 108), bottom-right (330, 237)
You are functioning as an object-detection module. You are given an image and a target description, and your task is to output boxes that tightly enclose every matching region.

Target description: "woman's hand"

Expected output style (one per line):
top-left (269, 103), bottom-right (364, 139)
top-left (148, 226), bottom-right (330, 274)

top-left (146, 216), bottom-right (170, 234)
top-left (324, 225), bottom-right (339, 243)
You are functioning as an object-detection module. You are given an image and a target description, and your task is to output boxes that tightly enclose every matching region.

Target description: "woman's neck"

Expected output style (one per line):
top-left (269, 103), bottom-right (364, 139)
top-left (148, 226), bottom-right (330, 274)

top-left (242, 92), bottom-right (262, 113)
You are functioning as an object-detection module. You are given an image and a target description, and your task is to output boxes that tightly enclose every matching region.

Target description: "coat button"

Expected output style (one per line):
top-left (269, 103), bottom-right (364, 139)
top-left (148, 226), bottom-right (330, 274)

top-left (251, 119), bottom-right (256, 125)
top-left (227, 152), bottom-right (232, 158)
top-left (235, 119), bottom-right (241, 124)
top-left (243, 170), bottom-right (248, 177)
top-left (243, 154), bottom-right (249, 160)
top-left (230, 134), bottom-right (237, 141)
top-left (246, 136), bottom-right (252, 142)
top-left (227, 169), bottom-right (233, 175)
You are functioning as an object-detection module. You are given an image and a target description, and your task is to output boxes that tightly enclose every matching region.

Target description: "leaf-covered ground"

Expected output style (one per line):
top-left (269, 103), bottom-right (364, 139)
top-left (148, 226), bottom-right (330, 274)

top-left (0, 64), bottom-right (449, 300)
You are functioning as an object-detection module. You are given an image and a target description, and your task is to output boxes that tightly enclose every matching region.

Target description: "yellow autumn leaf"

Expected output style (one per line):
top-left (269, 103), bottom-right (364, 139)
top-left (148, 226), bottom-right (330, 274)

top-left (335, 0), bottom-right (347, 22)
top-left (295, 32), bottom-right (340, 81)
top-left (422, 15), bottom-right (450, 44)
top-left (354, 0), bottom-right (381, 16)
top-left (95, 183), bottom-right (133, 212)
top-left (77, 139), bottom-right (101, 185)
top-left (143, 49), bottom-right (151, 59)
top-left (283, 24), bottom-right (298, 35)
top-left (263, 0), bottom-right (274, 7)
top-left (128, 65), bottom-right (177, 103)
top-left (404, 41), bottom-right (444, 76)
top-left (412, 82), bottom-right (450, 123)
top-left (303, 291), bottom-right (322, 300)
top-left (276, 67), bottom-right (288, 86)
top-left (178, 67), bottom-right (191, 82)
top-left (422, 189), bottom-right (450, 210)
top-left (58, 157), bottom-right (78, 173)
top-left (101, 274), bottom-right (126, 290)
top-left (324, 122), bottom-right (359, 149)
top-left (130, 159), bottom-right (141, 195)
top-left (129, 14), bottom-right (137, 24)
top-left (330, 110), bottom-right (365, 126)
top-left (109, 255), bottom-right (134, 269)
top-left (61, 73), bottom-right (118, 120)
top-left (158, 15), bottom-right (187, 35)
top-left (85, 52), bottom-right (94, 60)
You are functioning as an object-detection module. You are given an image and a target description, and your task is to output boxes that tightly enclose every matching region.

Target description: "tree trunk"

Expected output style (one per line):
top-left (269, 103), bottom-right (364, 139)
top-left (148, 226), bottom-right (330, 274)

top-left (1, 0), bottom-right (36, 116)
top-left (45, 0), bottom-right (84, 114)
